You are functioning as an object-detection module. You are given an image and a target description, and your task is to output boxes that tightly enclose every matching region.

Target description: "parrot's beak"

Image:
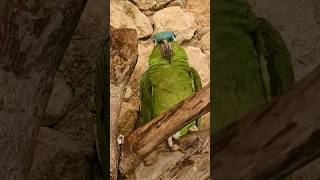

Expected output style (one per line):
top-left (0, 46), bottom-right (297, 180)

top-left (161, 40), bottom-right (172, 62)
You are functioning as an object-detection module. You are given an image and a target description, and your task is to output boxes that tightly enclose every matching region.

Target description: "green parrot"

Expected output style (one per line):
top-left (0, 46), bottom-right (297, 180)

top-left (139, 31), bottom-right (202, 148)
top-left (213, 0), bottom-right (295, 179)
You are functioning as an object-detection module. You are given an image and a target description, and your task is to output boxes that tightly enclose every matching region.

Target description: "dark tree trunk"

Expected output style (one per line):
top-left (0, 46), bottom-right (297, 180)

top-left (0, 0), bottom-right (87, 179)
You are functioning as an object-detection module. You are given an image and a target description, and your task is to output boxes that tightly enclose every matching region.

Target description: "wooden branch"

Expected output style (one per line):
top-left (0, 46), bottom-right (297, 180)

top-left (110, 28), bottom-right (138, 180)
top-left (119, 84), bottom-right (210, 177)
top-left (212, 64), bottom-right (320, 180)
top-left (0, 1), bottom-right (87, 179)
top-left (128, 130), bottom-right (210, 180)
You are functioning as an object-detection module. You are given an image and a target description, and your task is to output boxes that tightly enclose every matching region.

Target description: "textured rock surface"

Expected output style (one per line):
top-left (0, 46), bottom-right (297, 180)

top-left (153, 6), bottom-right (198, 43)
top-left (130, 0), bottom-right (173, 10)
top-left (185, 0), bottom-right (210, 28)
top-left (32, 0), bottom-right (105, 179)
top-left (118, 102), bottom-right (140, 136)
top-left (29, 127), bottom-right (90, 180)
top-left (110, 0), bottom-right (153, 38)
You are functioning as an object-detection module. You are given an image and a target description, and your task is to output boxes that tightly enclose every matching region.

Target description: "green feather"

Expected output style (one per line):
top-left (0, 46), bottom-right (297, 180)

top-left (213, 0), bottom-right (295, 179)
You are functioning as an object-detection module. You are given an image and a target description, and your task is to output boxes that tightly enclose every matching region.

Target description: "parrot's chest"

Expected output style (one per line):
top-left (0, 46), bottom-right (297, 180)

top-left (148, 65), bottom-right (194, 116)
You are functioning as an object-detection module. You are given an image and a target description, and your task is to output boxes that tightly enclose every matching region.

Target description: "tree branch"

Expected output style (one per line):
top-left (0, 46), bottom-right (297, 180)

top-left (119, 84), bottom-right (210, 177)
top-left (212, 64), bottom-right (320, 180)
top-left (110, 28), bottom-right (138, 180)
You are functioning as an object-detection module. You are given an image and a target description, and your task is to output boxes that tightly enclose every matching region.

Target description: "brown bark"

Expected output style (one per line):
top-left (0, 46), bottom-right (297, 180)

top-left (110, 28), bottom-right (138, 180)
top-left (127, 130), bottom-right (210, 180)
top-left (0, 0), bottom-right (87, 179)
top-left (119, 84), bottom-right (210, 177)
top-left (212, 64), bottom-right (320, 180)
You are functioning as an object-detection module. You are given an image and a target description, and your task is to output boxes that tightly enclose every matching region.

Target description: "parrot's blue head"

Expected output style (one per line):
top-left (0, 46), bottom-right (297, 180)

top-left (153, 31), bottom-right (176, 62)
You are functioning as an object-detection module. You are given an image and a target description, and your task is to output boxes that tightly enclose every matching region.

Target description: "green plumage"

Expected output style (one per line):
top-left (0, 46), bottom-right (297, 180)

top-left (140, 41), bottom-right (202, 136)
top-left (213, 0), bottom-right (294, 132)
top-left (213, 0), bottom-right (295, 179)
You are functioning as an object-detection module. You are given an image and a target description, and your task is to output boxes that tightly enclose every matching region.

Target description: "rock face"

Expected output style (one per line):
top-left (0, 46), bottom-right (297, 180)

top-left (110, 0), bottom-right (153, 38)
top-left (185, 46), bottom-right (210, 85)
top-left (185, 0), bottom-right (210, 28)
top-left (130, 0), bottom-right (173, 10)
top-left (153, 6), bottom-right (198, 43)
top-left (42, 73), bottom-right (73, 126)
top-left (29, 127), bottom-right (90, 180)
top-left (32, 0), bottom-right (105, 179)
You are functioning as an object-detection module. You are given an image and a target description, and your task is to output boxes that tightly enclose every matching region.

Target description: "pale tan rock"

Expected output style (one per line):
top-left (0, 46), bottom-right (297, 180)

top-left (185, 46), bottom-right (210, 85)
top-left (185, 0), bottom-right (210, 28)
top-left (130, 0), bottom-right (173, 10)
top-left (110, 0), bottom-right (153, 38)
top-left (153, 6), bottom-right (198, 43)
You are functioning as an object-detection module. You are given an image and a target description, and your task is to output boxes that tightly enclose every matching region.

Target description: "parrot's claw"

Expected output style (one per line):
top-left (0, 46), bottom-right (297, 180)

top-left (188, 125), bottom-right (199, 132)
top-left (167, 136), bottom-right (173, 148)
top-left (172, 132), bottom-right (181, 140)
top-left (167, 136), bottom-right (181, 151)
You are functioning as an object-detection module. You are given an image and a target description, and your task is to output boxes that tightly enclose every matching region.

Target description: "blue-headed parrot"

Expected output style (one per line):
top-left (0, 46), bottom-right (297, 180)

top-left (139, 31), bottom-right (202, 149)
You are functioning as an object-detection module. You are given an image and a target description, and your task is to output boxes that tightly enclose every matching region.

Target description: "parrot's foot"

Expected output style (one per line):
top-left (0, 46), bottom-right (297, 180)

top-left (172, 131), bottom-right (182, 140)
top-left (167, 136), bottom-right (173, 147)
top-left (167, 132), bottom-right (182, 151)
top-left (188, 125), bottom-right (199, 132)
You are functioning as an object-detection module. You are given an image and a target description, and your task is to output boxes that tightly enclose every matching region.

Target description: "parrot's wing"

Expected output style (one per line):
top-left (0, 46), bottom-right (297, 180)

top-left (95, 38), bottom-right (109, 177)
top-left (140, 70), bottom-right (153, 125)
top-left (255, 17), bottom-right (295, 98)
top-left (189, 67), bottom-right (202, 127)
top-left (189, 67), bottom-right (202, 92)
